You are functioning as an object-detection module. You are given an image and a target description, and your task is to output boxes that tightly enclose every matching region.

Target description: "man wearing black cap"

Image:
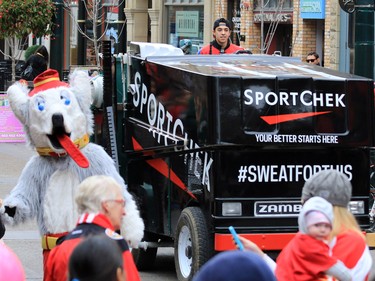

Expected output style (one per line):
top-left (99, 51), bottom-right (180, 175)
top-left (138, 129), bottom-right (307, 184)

top-left (199, 18), bottom-right (244, 55)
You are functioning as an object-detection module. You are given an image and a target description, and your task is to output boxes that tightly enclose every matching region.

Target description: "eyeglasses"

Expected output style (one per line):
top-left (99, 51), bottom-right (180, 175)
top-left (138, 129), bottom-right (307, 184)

top-left (106, 199), bottom-right (125, 207)
top-left (306, 59), bottom-right (316, 63)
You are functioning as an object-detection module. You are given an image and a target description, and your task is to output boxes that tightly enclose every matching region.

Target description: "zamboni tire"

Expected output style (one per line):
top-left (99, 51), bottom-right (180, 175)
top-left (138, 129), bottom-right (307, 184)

top-left (174, 207), bottom-right (212, 281)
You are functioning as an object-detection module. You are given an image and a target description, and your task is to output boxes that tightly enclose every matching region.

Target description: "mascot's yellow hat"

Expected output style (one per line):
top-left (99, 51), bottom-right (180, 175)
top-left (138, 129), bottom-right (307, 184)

top-left (29, 69), bottom-right (68, 97)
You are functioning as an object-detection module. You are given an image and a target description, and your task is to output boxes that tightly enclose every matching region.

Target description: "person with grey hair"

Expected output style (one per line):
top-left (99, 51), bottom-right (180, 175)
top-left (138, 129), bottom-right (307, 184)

top-left (44, 175), bottom-right (140, 281)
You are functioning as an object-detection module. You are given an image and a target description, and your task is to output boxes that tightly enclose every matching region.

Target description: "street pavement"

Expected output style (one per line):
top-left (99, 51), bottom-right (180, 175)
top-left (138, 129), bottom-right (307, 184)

top-left (0, 142), bottom-right (42, 280)
top-left (1, 142), bottom-right (374, 281)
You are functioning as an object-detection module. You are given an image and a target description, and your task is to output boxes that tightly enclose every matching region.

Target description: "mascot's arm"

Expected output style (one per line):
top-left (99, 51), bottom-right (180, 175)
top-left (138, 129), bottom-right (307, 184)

top-left (80, 143), bottom-right (145, 248)
top-left (1, 156), bottom-right (46, 225)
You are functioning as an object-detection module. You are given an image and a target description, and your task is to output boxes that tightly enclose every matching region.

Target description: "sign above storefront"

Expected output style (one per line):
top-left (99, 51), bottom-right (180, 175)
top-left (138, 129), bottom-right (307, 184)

top-left (253, 12), bottom-right (293, 23)
top-left (300, 0), bottom-right (325, 19)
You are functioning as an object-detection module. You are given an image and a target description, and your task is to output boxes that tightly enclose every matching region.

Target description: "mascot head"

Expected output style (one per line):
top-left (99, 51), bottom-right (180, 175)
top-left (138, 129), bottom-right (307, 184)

top-left (7, 69), bottom-right (93, 168)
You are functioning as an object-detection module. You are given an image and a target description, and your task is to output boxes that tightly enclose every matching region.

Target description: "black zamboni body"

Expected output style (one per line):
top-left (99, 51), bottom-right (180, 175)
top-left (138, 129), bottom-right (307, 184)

top-left (119, 43), bottom-right (375, 281)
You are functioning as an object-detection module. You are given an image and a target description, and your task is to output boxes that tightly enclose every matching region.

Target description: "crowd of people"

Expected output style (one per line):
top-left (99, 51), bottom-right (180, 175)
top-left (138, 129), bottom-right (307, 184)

top-left (193, 169), bottom-right (373, 281)
top-left (1, 169), bottom-right (373, 281)
top-left (0, 24), bottom-right (372, 281)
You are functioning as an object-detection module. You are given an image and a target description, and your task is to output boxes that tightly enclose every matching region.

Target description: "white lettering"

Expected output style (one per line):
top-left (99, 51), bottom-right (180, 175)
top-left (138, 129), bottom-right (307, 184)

top-left (202, 155), bottom-right (213, 191)
top-left (147, 93), bottom-right (157, 126)
top-left (241, 164), bottom-right (353, 183)
top-left (132, 71), bottom-right (214, 191)
top-left (243, 89), bottom-right (346, 108)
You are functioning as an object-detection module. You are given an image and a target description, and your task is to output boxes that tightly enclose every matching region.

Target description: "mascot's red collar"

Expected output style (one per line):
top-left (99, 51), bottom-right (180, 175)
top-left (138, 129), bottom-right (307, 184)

top-left (36, 134), bottom-right (89, 157)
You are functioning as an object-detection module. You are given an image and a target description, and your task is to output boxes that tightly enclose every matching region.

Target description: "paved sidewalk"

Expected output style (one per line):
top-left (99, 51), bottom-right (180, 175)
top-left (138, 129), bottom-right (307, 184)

top-left (0, 143), bottom-right (43, 281)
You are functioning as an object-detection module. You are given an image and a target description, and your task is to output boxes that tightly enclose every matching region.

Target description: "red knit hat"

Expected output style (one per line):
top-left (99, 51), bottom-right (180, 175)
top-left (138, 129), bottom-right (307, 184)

top-left (29, 69), bottom-right (68, 97)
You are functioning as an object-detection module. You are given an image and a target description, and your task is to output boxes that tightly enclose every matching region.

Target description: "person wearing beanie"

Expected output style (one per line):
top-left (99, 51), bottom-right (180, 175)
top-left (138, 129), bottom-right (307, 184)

top-left (301, 169), bottom-right (372, 280)
top-left (275, 196), bottom-right (352, 281)
top-left (198, 18), bottom-right (244, 55)
top-left (238, 197), bottom-right (352, 281)
top-left (301, 169), bottom-right (352, 208)
top-left (238, 169), bottom-right (372, 281)
top-left (192, 250), bottom-right (276, 281)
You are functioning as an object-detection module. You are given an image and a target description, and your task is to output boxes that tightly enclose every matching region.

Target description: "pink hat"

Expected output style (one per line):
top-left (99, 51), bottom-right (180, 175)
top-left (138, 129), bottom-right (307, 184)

top-left (29, 69), bottom-right (68, 97)
top-left (305, 210), bottom-right (331, 228)
top-left (0, 243), bottom-right (25, 281)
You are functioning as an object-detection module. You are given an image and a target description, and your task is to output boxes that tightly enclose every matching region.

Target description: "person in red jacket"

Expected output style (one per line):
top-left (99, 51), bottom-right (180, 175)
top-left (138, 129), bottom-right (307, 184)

top-left (237, 197), bottom-right (352, 281)
top-left (275, 196), bottom-right (351, 281)
top-left (237, 170), bottom-right (372, 281)
top-left (198, 18), bottom-right (244, 55)
top-left (44, 175), bottom-right (141, 281)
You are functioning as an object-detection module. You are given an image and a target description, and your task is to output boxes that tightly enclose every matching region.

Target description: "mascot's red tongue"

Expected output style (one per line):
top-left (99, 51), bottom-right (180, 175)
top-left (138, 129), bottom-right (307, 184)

top-left (57, 135), bottom-right (89, 168)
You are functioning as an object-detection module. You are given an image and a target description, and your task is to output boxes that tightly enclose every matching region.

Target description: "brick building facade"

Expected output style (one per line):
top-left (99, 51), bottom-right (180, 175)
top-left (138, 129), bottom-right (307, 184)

top-left (124, 0), bottom-right (343, 70)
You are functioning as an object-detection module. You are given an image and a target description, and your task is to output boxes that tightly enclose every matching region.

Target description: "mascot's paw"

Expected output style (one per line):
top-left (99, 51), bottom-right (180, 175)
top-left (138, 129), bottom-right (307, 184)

top-left (0, 203), bottom-right (16, 218)
top-left (4, 206), bottom-right (16, 218)
top-left (0, 204), bottom-right (16, 225)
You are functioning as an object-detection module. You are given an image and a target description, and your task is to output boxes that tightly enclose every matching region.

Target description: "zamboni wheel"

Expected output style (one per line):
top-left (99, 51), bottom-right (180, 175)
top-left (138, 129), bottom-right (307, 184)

top-left (174, 207), bottom-right (212, 281)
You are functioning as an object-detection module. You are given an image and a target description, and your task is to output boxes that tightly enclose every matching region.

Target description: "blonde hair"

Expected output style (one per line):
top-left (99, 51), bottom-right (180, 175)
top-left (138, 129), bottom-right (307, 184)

top-left (75, 175), bottom-right (122, 214)
top-left (330, 206), bottom-right (365, 239)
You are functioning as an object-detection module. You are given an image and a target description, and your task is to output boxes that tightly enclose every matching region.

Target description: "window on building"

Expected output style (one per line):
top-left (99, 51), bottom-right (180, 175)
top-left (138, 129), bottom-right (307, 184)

top-left (165, 0), bottom-right (204, 54)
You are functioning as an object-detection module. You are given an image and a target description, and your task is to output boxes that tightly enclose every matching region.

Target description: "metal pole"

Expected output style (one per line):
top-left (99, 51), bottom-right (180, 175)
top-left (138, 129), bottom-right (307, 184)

top-left (77, 0), bottom-right (86, 65)
top-left (354, 7), bottom-right (374, 79)
top-left (50, 0), bottom-right (64, 78)
top-left (118, 0), bottom-right (126, 53)
top-left (261, 0), bottom-right (264, 54)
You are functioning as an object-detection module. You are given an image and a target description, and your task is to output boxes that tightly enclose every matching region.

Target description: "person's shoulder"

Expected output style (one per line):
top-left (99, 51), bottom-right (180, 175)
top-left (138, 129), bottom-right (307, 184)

top-left (104, 228), bottom-right (130, 252)
top-left (232, 44), bottom-right (244, 50)
top-left (336, 229), bottom-right (366, 243)
top-left (226, 44), bottom-right (244, 54)
top-left (199, 44), bottom-right (211, 54)
top-left (50, 238), bottom-right (81, 258)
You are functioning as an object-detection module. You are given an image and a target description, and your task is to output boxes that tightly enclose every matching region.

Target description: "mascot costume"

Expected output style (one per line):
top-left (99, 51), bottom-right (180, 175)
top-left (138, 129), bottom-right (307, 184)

top-left (0, 69), bottom-right (144, 267)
